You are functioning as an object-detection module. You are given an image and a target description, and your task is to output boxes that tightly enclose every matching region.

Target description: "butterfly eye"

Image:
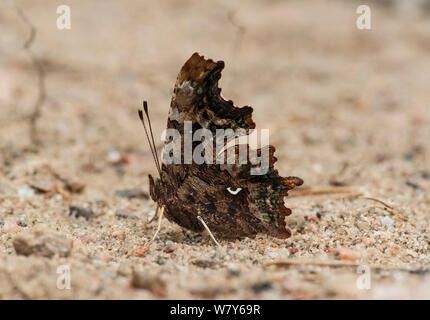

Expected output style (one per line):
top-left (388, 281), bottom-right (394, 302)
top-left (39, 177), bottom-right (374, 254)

top-left (227, 187), bottom-right (242, 195)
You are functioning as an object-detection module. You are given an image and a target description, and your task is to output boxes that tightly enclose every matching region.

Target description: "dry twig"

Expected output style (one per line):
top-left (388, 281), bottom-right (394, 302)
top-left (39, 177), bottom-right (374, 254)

top-left (289, 186), bottom-right (411, 223)
top-left (4, 0), bottom-right (46, 145)
top-left (264, 258), bottom-right (429, 273)
top-left (289, 187), bottom-right (360, 198)
top-left (226, 10), bottom-right (246, 86)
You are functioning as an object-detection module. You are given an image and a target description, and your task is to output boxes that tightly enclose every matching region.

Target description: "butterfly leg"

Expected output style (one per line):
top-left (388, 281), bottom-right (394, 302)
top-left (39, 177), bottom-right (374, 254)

top-left (148, 204), bottom-right (159, 223)
top-left (148, 206), bottom-right (164, 245)
top-left (197, 215), bottom-right (221, 248)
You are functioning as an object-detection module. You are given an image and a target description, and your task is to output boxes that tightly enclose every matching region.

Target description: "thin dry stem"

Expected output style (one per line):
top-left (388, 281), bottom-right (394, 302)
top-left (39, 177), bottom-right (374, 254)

top-left (4, 0), bottom-right (46, 146)
top-left (197, 215), bottom-right (222, 248)
top-left (226, 9), bottom-right (246, 87)
top-left (289, 187), bottom-right (411, 224)
top-left (357, 196), bottom-right (412, 224)
top-left (148, 206), bottom-right (164, 245)
top-left (358, 196), bottom-right (394, 209)
top-left (264, 259), bottom-right (428, 273)
top-left (289, 187), bottom-right (359, 197)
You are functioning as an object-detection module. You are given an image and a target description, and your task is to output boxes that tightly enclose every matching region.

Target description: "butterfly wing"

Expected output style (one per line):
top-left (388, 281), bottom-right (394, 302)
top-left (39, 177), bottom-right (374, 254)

top-left (150, 53), bottom-right (303, 239)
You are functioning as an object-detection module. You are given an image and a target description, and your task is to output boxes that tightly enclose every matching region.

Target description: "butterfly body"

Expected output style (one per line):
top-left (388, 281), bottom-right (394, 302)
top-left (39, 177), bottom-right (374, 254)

top-left (148, 53), bottom-right (303, 239)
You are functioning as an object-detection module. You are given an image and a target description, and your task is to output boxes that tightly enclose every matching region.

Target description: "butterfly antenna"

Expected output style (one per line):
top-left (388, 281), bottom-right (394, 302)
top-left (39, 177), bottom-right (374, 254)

top-left (138, 103), bottom-right (161, 175)
top-left (143, 100), bottom-right (161, 171)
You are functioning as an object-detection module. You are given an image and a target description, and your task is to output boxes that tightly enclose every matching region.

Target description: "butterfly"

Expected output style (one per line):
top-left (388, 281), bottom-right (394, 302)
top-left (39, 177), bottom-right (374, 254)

top-left (138, 53), bottom-right (303, 240)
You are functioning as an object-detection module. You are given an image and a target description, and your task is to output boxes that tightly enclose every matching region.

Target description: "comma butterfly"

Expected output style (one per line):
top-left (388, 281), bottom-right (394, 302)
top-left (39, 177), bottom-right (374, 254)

top-left (139, 53), bottom-right (303, 239)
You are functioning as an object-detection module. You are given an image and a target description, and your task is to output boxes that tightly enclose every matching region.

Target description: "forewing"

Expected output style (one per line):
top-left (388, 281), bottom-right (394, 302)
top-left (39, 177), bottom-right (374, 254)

top-left (156, 53), bottom-right (303, 239)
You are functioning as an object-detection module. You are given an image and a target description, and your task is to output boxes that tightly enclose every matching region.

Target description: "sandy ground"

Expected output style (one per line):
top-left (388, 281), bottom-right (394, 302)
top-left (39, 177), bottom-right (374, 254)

top-left (0, 0), bottom-right (429, 299)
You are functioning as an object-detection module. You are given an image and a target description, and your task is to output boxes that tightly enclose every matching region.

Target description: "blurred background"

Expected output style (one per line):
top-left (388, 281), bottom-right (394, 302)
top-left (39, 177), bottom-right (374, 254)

top-left (0, 0), bottom-right (429, 299)
top-left (1, 0), bottom-right (429, 187)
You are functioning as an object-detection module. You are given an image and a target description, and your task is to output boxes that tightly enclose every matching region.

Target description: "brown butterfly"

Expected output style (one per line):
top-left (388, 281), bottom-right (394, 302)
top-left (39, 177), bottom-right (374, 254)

top-left (139, 53), bottom-right (303, 241)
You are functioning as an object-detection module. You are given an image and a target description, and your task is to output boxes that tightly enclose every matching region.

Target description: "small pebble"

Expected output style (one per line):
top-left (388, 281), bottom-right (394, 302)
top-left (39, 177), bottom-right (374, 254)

top-left (65, 181), bottom-right (86, 193)
top-left (96, 251), bottom-right (111, 263)
top-left (13, 226), bottom-right (73, 258)
top-left (3, 220), bottom-right (20, 233)
top-left (381, 216), bottom-right (393, 228)
top-left (336, 247), bottom-right (361, 261)
top-left (136, 245), bottom-right (149, 257)
top-left (252, 280), bottom-right (273, 293)
top-left (164, 244), bottom-right (176, 253)
top-left (114, 188), bottom-right (149, 199)
top-left (115, 209), bottom-right (137, 219)
top-left (131, 269), bottom-right (166, 297)
top-left (17, 215), bottom-right (27, 227)
top-left (107, 149), bottom-right (121, 163)
top-left (193, 259), bottom-right (217, 269)
top-left (18, 186), bottom-right (35, 198)
top-left (69, 205), bottom-right (94, 220)
top-left (268, 251), bottom-right (279, 259)
top-left (289, 247), bottom-right (298, 255)
top-left (226, 263), bottom-right (240, 277)
top-left (117, 262), bottom-right (132, 277)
